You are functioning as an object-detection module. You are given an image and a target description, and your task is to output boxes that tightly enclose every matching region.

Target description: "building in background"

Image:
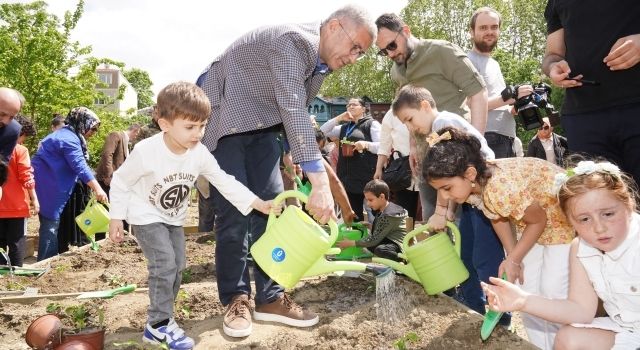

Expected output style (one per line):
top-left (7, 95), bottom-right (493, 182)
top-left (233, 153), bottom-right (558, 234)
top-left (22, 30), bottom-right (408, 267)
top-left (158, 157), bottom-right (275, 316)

top-left (309, 96), bottom-right (390, 125)
top-left (94, 63), bottom-right (138, 115)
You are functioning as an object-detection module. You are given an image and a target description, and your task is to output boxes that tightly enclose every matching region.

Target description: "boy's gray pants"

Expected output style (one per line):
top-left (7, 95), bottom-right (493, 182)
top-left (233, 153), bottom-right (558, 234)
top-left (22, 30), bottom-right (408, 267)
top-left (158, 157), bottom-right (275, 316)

top-left (133, 223), bottom-right (186, 324)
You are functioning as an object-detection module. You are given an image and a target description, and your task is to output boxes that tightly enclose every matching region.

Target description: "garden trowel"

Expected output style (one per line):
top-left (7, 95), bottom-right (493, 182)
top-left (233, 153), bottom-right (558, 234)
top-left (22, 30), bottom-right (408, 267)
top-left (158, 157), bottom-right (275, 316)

top-left (76, 284), bottom-right (137, 299)
top-left (480, 273), bottom-right (507, 341)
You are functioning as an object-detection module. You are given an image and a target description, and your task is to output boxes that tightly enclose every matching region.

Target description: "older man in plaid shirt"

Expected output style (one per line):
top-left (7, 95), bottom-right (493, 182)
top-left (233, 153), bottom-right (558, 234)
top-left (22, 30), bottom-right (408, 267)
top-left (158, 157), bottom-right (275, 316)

top-left (197, 5), bottom-right (376, 338)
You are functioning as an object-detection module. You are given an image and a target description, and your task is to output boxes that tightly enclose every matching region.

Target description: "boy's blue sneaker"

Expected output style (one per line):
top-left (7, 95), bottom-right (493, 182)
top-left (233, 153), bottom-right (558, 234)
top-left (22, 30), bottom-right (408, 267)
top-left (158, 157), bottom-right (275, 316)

top-left (143, 319), bottom-right (194, 350)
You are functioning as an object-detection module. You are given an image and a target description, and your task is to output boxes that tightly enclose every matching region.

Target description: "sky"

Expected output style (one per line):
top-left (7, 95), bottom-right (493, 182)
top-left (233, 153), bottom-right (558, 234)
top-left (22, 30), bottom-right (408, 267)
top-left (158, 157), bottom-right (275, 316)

top-left (21, 0), bottom-right (408, 97)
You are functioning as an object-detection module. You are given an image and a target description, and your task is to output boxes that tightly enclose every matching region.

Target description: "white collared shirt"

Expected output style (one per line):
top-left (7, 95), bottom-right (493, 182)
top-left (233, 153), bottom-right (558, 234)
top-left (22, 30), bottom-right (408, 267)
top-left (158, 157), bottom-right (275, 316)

top-left (577, 212), bottom-right (640, 331)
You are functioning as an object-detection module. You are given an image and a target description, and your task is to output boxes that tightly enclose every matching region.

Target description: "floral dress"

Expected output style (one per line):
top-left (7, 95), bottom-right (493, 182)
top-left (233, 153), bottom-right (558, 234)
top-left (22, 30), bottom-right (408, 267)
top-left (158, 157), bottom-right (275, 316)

top-left (467, 157), bottom-right (574, 245)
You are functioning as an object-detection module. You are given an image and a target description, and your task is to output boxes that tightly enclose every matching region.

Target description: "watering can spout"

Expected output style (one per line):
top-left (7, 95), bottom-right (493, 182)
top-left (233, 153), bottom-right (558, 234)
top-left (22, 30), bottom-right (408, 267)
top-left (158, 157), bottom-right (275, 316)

top-left (302, 258), bottom-right (367, 278)
top-left (371, 257), bottom-right (420, 283)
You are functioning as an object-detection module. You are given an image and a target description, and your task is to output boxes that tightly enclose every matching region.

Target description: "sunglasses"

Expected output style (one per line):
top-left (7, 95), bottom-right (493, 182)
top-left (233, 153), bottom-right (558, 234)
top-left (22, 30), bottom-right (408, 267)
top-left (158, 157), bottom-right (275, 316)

top-left (540, 125), bottom-right (550, 130)
top-left (377, 31), bottom-right (402, 56)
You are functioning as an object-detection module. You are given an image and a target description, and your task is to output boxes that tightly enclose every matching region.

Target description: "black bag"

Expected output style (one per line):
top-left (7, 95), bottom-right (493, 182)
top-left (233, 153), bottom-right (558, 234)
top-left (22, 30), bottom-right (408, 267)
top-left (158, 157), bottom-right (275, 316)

top-left (382, 151), bottom-right (412, 191)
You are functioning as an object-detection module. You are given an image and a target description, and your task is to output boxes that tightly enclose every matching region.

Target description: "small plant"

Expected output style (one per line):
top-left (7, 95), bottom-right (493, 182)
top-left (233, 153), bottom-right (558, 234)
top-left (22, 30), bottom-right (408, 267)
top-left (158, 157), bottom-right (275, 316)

top-left (46, 302), bottom-right (105, 333)
top-left (181, 269), bottom-right (193, 284)
top-left (205, 239), bottom-right (215, 246)
top-left (108, 274), bottom-right (124, 287)
top-left (393, 332), bottom-right (419, 350)
top-left (175, 290), bottom-right (191, 318)
top-left (54, 263), bottom-right (70, 273)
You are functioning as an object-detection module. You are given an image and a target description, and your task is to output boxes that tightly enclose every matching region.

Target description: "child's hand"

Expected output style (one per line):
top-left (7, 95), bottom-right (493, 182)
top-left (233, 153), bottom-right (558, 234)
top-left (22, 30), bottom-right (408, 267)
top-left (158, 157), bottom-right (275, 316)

top-left (252, 199), bottom-right (277, 216)
top-left (427, 213), bottom-right (447, 231)
top-left (30, 198), bottom-right (40, 217)
top-left (481, 276), bottom-right (529, 312)
top-left (498, 259), bottom-right (524, 284)
top-left (109, 219), bottom-right (125, 244)
top-left (336, 239), bottom-right (355, 249)
top-left (359, 221), bottom-right (372, 230)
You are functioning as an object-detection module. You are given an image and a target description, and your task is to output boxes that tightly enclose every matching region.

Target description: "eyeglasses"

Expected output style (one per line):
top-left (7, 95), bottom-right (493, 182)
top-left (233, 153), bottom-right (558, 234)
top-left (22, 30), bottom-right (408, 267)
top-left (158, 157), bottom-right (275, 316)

top-left (377, 31), bottom-right (402, 56)
top-left (338, 21), bottom-right (367, 60)
top-left (346, 103), bottom-right (362, 108)
top-left (540, 125), bottom-right (550, 130)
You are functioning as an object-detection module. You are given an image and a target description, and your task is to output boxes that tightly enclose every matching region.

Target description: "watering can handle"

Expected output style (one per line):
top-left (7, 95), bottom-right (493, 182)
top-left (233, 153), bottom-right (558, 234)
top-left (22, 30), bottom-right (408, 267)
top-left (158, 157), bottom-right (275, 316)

top-left (402, 222), bottom-right (462, 257)
top-left (88, 195), bottom-right (110, 210)
top-left (269, 190), bottom-right (339, 244)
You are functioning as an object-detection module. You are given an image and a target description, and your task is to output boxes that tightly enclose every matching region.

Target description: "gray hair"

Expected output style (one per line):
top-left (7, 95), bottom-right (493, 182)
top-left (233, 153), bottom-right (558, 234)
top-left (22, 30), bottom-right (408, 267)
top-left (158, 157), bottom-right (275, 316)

top-left (324, 4), bottom-right (376, 42)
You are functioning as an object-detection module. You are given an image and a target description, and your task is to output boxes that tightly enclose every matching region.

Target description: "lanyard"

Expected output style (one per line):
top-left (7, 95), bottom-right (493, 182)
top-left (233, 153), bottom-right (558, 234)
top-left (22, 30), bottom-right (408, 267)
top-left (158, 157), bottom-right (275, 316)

top-left (345, 122), bottom-right (357, 138)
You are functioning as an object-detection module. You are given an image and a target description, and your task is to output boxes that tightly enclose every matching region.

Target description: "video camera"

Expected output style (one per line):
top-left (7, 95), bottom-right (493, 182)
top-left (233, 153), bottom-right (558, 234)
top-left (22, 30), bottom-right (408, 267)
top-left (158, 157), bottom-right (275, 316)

top-left (501, 83), bottom-right (558, 130)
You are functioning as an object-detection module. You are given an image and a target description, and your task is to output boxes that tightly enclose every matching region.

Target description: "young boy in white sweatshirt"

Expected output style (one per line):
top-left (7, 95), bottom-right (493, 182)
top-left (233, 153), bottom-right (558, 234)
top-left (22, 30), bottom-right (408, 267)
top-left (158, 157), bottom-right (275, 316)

top-left (108, 81), bottom-right (274, 350)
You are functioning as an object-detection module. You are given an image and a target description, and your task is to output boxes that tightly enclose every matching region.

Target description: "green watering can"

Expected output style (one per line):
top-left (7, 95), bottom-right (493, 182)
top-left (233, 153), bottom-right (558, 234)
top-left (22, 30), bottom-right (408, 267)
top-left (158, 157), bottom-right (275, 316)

top-left (75, 197), bottom-right (109, 251)
top-left (250, 190), bottom-right (370, 289)
top-left (372, 222), bottom-right (469, 295)
top-left (333, 223), bottom-right (373, 260)
top-left (294, 175), bottom-right (312, 196)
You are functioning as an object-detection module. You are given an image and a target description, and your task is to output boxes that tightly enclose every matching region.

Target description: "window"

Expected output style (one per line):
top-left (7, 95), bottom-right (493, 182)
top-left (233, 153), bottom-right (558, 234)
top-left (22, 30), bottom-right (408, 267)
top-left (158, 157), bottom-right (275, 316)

top-left (98, 73), bottom-right (112, 85)
top-left (94, 97), bottom-right (106, 105)
top-left (320, 105), bottom-right (325, 113)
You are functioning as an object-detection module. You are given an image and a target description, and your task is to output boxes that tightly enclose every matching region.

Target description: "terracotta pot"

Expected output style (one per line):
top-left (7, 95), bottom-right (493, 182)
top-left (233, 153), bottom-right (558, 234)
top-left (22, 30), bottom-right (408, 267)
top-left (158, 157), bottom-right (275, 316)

top-left (340, 143), bottom-right (355, 157)
top-left (54, 339), bottom-right (96, 350)
top-left (62, 328), bottom-right (105, 350)
top-left (25, 314), bottom-right (63, 350)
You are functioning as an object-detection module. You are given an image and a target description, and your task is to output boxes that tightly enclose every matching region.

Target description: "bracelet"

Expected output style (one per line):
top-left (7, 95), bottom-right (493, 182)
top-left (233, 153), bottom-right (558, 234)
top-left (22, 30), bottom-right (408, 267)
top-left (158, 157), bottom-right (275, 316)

top-left (505, 259), bottom-right (521, 267)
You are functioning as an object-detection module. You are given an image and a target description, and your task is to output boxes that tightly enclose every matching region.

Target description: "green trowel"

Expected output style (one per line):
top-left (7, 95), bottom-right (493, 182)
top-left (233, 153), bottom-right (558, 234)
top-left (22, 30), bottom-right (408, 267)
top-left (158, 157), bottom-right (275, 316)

top-left (480, 273), bottom-right (507, 341)
top-left (76, 284), bottom-right (137, 299)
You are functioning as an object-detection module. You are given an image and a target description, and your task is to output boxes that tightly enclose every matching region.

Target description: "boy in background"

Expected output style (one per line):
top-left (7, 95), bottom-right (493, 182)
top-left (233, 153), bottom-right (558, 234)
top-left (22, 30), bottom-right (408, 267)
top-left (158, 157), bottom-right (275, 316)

top-left (108, 82), bottom-right (275, 349)
top-left (337, 179), bottom-right (407, 261)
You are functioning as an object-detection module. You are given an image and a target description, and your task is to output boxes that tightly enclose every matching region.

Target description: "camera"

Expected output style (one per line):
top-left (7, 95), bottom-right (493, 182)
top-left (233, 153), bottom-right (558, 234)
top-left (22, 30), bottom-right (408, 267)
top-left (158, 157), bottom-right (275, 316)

top-left (501, 83), bottom-right (558, 130)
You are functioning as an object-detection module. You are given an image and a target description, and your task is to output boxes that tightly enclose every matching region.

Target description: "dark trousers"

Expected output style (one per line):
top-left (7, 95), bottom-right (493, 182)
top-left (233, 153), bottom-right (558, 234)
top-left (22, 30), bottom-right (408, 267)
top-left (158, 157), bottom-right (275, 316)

top-left (457, 204), bottom-right (510, 325)
top-left (392, 188), bottom-right (419, 219)
top-left (211, 129), bottom-right (283, 306)
top-left (372, 238), bottom-right (402, 262)
top-left (484, 132), bottom-right (515, 159)
top-left (0, 218), bottom-right (26, 266)
top-left (562, 102), bottom-right (640, 188)
top-left (346, 191), bottom-right (365, 222)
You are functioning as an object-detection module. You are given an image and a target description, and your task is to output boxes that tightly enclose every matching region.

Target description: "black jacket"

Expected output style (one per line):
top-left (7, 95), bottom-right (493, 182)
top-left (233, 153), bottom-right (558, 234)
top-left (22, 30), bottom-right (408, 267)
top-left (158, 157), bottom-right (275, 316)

top-left (526, 133), bottom-right (568, 167)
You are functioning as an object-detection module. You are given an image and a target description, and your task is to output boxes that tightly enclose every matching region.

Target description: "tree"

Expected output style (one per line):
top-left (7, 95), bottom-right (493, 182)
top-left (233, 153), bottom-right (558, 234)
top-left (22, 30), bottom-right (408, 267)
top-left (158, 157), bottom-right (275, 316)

top-left (0, 0), bottom-right (98, 147)
top-left (123, 68), bottom-right (154, 109)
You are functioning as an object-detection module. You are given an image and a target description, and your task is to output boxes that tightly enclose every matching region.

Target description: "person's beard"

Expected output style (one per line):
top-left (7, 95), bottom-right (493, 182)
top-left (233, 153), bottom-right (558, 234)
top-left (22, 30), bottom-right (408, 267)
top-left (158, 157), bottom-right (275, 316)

top-left (474, 38), bottom-right (497, 53)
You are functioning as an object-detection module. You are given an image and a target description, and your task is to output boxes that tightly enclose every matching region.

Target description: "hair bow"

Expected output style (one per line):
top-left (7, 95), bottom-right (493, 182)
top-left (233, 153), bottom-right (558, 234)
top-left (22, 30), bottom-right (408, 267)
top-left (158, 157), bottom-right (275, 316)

top-left (426, 131), bottom-right (451, 147)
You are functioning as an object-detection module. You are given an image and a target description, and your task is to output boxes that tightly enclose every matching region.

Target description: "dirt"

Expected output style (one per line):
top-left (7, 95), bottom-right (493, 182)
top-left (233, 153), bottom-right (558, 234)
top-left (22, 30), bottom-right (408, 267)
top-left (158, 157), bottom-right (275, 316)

top-left (1, 207), bottom-right (536, 350)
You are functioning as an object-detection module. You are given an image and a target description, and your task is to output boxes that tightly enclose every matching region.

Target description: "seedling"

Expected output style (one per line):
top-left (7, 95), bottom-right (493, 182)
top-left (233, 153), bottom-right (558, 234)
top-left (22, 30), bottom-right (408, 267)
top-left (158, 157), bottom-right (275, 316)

top-left (47, 302), bottom-right (105, 333)
top-left (54, 263), bottom-right (70, 273)
top-left (393, 331), bottom-right (419, 350)
top-left (205, 240), bottom-right (214, 246)
top-left (181, 269), bottom-right (193, 284)
top-left (175, 290), bottom-right (191, 318)
top-left (108, 274), bottom-right (125, 287)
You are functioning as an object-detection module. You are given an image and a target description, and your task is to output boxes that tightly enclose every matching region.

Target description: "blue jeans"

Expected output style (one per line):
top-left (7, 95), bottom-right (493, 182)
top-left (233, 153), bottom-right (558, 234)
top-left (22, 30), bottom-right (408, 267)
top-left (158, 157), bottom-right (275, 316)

top-left (211, 129), bottom-right (283, 306)
top-left (37, 215), bottom-right (60, 261)
top-left (457, 204), bottom-right (510, 325)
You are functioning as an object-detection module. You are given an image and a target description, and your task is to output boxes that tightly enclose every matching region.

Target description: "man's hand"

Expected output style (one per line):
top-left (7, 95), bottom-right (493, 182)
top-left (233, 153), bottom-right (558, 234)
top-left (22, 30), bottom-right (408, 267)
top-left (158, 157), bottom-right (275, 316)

top-left (305, 171), bottom-right (336, 224)
top-left (605, 34), bottom-right (640, 71)
top-left (109, 219), bottom-right (125, 243)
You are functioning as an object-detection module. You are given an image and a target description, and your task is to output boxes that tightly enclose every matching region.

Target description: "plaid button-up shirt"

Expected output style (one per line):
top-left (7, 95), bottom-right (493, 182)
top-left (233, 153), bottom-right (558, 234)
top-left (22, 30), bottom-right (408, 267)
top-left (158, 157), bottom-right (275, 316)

top-left (198, 22), bottom-right (327, 164)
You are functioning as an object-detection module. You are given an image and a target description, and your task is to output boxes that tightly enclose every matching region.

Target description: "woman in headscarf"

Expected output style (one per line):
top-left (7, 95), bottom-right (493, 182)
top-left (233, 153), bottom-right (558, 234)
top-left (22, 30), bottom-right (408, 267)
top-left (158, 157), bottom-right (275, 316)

top-left (32, 107), bottom-right (108, 261)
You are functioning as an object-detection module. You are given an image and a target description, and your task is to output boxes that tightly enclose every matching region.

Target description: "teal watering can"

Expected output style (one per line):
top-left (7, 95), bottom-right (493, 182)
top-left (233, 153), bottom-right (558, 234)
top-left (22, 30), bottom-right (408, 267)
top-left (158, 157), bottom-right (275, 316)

top-left (372, 222), bottom-right (469, 295)
top-left (250, 191), bottom-right (374, 289)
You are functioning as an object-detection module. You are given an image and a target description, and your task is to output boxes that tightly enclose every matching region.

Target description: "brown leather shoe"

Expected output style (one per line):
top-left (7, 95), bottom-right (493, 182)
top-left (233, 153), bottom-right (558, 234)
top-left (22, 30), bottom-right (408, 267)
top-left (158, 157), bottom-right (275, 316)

top-left (253, 293), bottom-right (319, 327)
top-left (223, 294), bottom-right (252, 337)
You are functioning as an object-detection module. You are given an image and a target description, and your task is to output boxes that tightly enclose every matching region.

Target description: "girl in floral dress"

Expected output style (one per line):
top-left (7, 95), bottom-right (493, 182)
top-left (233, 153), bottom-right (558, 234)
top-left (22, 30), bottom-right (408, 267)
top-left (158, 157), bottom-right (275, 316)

top-left (423, 126), bottom-right (574, 350)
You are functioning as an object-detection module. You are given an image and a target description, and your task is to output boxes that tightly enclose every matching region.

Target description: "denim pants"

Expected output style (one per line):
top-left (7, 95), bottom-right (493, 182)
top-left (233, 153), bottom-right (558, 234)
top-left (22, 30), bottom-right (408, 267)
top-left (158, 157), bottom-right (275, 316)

top-left (457, 204), bottom-right (510, 325)
top-left (484, 132), bottom-right (515, 159)
top-left (37, 215), bottom-right (60, 261)
top-left (133, 223), bottom-right (186, 324)
top-left (211, 129), bottom-right (283, 306)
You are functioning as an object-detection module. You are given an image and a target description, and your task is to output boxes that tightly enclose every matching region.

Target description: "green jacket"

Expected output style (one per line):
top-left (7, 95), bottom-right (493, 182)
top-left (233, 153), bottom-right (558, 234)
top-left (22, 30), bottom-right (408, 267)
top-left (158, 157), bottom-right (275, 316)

top-left (356, 202), bottom-right (407, 248)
